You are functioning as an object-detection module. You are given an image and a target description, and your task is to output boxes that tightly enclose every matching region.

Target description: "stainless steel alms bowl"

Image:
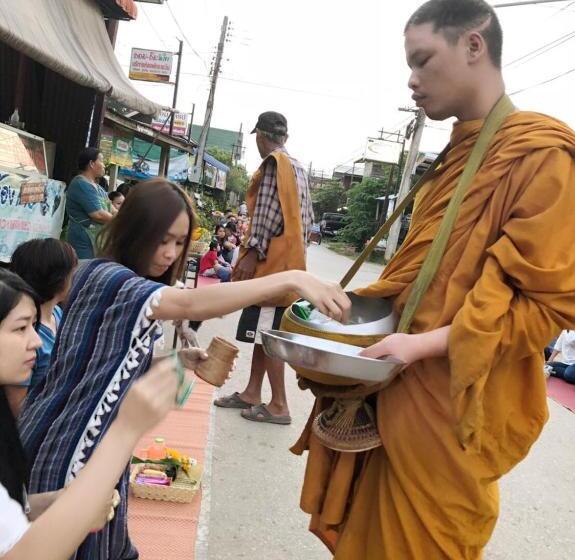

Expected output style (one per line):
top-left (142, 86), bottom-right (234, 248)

top-left (261, 330), bottom-right (404, 384)
top-left (289, 293), bottom-right (397, 336)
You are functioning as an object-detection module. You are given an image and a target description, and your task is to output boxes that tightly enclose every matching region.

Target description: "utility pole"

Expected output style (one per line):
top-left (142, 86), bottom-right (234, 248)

top-left (169, 39), bottom-right (183, 137)
top-left (384, 108), bottom-right (425, 261)
top-left (161, 39), bottom-right (183, 177)
top-left (232, 122), bottom-right (243, 164)
top-left (187, 103), bottom-right (196, 143)
top-left (191, 16), bottom-right (229, 186)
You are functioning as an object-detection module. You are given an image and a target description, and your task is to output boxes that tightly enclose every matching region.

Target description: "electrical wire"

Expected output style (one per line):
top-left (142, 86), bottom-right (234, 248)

top-left (177, 71), bottom-right (355, 99)
top-left (509, 65), bottom-right (575, 95)
top-left (504, 29), bottom-right (575, 69)
top-left (140, 4), bottom-right (169, 49)
top-left (555, 0), bottom-right (575, 13)
top-left (165, 2), bottom-right (209, 73)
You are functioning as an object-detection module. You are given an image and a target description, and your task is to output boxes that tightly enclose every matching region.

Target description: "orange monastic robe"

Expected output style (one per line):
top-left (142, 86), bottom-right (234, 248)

top-left (293, 112), bottom-right (575, 559)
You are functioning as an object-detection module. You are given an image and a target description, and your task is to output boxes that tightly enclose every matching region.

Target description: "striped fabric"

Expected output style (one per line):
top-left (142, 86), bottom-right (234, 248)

top-left (19, 260), bottom-right (166, 560)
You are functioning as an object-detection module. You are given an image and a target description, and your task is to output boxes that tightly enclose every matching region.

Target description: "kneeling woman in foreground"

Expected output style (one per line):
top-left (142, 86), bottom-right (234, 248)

top-left (18, 179), bottom-right (349, 560)
top-left (0, 269), bottom-right (180, 559)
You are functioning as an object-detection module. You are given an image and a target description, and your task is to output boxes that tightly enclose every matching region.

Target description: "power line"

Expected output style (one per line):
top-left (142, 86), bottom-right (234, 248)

top-left (217, 75), bottom-right (355, 100)
top-left (504, 29), bottom-right (575, 68)
top-left (509, 65), bottom-right (575, 95)
top-left (178, 71), bottom-right (355, 99)
top-left (554, 0), bottom-right (575, 12)
top-left (165, 2), bottom-right (209, 73)
top-left (140, 4), bottom-right (169, 49)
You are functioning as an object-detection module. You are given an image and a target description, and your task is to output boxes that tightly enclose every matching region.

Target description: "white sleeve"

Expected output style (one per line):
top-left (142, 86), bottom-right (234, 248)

top-left (554, 331), bottom-right (565, 352)
top-left (0, 484), bottom-right (30, 555)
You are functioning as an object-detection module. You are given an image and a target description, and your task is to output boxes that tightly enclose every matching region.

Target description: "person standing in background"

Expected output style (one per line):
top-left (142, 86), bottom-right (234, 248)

top-left (65, 148), bottom-right (113, 260)
top-left (215, 111), bottom-right (313, 425)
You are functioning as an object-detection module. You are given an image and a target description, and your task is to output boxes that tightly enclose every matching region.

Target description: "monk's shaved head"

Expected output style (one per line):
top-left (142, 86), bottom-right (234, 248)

top-left (406, 0), bottom-right (503, 68)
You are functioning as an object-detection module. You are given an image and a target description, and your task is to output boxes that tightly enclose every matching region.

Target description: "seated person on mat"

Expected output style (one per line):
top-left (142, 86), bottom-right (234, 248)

top-left (199, 241), bottom-right (231, 282)
top-left (546, 329), bottom-right (575, 384)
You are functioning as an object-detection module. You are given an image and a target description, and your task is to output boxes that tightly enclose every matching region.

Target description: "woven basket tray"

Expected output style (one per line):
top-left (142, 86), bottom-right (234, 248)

top-left (129, 462), bottom-right (202, 504)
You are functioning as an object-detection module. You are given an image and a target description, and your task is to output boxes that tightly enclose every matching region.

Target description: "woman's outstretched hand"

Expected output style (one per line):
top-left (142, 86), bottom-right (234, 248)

top-left (295, 272), bottom-right (351, 324)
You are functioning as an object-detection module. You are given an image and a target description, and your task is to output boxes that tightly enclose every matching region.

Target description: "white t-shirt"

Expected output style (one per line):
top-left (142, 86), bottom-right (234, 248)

top-left (554, 330), bottom-right (575, 365)
top-left (0, 483), bottom-right (29, 555)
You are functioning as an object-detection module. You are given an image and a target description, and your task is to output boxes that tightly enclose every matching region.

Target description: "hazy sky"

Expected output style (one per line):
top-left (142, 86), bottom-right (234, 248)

top-left (115, 0), bottom-right (575, 173)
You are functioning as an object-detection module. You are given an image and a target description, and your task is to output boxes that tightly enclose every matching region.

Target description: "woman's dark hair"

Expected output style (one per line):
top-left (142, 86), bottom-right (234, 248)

top-left (0, 269), bottom-right (41, 506)
top-left (214, 224), bottom-right (225, 236)
top-left (98, 179), bottom-right (196, 285)
top-left (108, 191), bottom-right (124, 202)
top-left (78, 147), bottom-right (101, 172)
top-left (11, 239), bottom-right (78, 304)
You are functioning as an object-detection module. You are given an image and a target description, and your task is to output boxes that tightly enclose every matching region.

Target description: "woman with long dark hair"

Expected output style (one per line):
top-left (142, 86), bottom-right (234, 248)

top-left (0, 268), bottom-right (181, 559)
top-left (18, 179), bottom-right (349, 560)
top-left (6, 239), bottom-right (78, 414)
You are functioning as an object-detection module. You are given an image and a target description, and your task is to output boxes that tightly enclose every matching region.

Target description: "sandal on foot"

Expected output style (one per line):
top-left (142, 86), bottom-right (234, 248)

top-left (213, 392), bottom-right (256, 409)
top-left (241, 404), bottom-right (292, 425)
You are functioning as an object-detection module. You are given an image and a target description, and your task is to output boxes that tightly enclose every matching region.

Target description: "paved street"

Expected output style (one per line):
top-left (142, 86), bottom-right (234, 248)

top-left (197, 244), bottom-right (575, 559)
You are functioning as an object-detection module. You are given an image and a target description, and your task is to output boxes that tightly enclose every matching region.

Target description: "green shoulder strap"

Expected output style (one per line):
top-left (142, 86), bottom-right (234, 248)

top-left (338, 95), bottom-right (514, 333)
top-left (397, 95), bottom-right (514, 332)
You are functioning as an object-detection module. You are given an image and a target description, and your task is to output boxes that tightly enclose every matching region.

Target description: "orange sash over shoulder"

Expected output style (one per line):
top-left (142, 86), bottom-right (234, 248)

top-left (294, 112), bottom-right (575, 559)
top-left (236, 151), bottom-right (306, 308)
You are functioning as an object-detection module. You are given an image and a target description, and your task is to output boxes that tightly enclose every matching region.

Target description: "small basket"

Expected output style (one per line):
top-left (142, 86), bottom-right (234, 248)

top-left (130, 462), bottom-right (202, 504)
top-left (311, 398), bottom-right (382, 453)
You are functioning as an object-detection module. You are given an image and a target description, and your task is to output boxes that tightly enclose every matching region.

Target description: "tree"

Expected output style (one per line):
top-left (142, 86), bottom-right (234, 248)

top-left (206, 147), bottom-right (233, 167)
top-left (311, 180), bottom-right (347, 219)
top-left (339, 173), bottom-right (394, 250)
top-left (205, 147), bottom-right (249, 204)
top-left (226, 164), bottom-right (249, 202)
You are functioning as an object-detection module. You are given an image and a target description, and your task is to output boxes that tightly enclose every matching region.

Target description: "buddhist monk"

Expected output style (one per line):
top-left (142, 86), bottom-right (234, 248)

top-left (292, 0), bottom-right (575, 558)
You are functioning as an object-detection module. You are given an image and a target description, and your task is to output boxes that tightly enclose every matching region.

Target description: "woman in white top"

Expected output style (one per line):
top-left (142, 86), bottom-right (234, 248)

top-left (0, 268), bottom-right (184, 559)
top-left (546, 329), bottom-right (575, 384)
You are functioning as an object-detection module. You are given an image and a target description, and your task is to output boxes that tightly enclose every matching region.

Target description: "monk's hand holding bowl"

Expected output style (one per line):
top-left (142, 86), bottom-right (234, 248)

top-left (359, 326), bottom-right (451, 369)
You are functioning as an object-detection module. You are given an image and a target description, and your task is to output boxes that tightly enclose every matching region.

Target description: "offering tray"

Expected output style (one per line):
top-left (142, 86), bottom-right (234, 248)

top-left (261, 330), bottom-right (404, 384)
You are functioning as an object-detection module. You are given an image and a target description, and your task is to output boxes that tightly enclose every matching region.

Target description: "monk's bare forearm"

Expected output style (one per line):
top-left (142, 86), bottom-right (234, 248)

top-left (412, 325), bottom-right (451, 361)
top-left (360, 325), bottom-right (451, 365)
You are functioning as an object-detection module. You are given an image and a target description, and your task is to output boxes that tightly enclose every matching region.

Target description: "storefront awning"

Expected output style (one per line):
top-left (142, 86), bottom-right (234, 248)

top-left (0, 0), bottom-right (162, 115)
top-left (96, 0), bottom-right (138, 20)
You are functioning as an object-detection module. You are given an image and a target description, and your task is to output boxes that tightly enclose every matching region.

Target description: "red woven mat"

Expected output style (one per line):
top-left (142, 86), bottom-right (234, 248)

top-left (547, 376), bottom-right (575, 413)
top-left (128, 378), bottom-right (214, 559)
